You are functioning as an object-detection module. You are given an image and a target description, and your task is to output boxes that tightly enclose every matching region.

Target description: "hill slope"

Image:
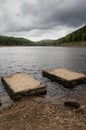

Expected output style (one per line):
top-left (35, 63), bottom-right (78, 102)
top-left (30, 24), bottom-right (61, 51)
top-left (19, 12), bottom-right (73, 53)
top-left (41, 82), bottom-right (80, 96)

top-left (37, 25), bottom-right (86, 46)
top-left (36, 39), bottom-right (54, 46)
top-left (0, 25), bottom-right (86, 46)
top-left (53, 25), bottom-right (86, 46)
top-left (0, 36), bottom-right (34, 46)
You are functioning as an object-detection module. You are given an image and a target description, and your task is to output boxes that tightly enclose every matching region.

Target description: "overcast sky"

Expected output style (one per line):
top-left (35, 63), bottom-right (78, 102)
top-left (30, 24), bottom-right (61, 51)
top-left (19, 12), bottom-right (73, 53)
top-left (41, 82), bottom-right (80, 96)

top-left (0, 0), bottom-right (86, 41)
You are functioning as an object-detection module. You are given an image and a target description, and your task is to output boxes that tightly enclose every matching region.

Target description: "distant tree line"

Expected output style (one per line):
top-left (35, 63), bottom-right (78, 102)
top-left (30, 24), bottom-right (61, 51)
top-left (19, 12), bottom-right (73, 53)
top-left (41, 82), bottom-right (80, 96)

top-left (0, 36), bottom-right (34, 46)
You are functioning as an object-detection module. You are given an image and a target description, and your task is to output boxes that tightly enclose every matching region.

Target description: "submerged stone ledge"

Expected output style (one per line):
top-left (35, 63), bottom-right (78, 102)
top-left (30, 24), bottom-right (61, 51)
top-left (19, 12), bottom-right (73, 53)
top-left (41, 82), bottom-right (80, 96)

top-left (42, 68), bottom-right (86, 88)
top-left (1, 73), bottom-right (46, 100)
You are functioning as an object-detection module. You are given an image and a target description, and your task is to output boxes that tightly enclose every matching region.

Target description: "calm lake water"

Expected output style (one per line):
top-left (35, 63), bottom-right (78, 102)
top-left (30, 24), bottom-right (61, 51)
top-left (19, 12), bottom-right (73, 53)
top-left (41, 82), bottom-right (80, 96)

top-left (0, 47), bottom-right (86, 110)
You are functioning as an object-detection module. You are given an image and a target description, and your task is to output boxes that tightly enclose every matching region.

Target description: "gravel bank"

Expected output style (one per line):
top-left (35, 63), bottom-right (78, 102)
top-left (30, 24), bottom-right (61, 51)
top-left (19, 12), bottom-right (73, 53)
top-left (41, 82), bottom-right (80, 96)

top-left (0, 97), bottom-right (86, 130)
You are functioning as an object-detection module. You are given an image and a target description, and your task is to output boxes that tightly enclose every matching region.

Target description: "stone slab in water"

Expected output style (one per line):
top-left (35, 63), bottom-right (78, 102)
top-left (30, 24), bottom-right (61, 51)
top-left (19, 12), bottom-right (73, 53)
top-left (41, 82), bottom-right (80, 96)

top-left (42, 68), bottom-right (86, 87)
top-left (1, 73), bottom-right (46, 100)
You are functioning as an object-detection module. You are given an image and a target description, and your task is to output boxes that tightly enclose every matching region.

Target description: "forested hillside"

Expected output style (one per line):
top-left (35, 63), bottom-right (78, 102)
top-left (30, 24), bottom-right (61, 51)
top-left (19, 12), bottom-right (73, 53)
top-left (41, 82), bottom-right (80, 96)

top-left (0, 25), bottom-right (86, 46)
top-left (0, 36), bottom-right (34, 46)
top-left (37, 25), bottom-right (86, 46)
top-left (53, 25), bottom-right (86, 45)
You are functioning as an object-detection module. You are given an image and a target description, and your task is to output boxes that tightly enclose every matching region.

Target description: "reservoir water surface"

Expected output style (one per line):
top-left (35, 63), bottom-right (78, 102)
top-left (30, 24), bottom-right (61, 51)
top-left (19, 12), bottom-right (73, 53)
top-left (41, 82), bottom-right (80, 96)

top-left (0, 47), bottom-right (86, 110)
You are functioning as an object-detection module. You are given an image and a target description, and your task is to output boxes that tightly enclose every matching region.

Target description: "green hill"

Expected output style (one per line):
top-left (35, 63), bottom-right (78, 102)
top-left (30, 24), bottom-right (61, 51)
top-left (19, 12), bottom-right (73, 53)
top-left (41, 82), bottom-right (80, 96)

top-left (0, 36), bottom-right (34, 46)
top-left (0, 25), bottom-right (86, 46)
top-left (35, 39), bottom-right (54, 46)
top-left (37, 25), bottom-right (86, 46)
top-left (53, 25), bottom-right (86, 46)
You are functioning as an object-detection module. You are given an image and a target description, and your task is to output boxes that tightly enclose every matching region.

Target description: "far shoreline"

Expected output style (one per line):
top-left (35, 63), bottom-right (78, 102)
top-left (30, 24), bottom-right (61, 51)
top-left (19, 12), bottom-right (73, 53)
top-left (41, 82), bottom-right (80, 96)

top-left (0, 45), bottom-right (86, 48)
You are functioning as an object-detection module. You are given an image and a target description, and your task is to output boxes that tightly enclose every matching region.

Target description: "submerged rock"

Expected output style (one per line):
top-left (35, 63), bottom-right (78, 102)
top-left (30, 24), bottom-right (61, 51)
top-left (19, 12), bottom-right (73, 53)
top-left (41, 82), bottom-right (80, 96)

top-left (64, 101), bottom-right (80, 109)
top-left (0, 102), bottom-right (2, 106)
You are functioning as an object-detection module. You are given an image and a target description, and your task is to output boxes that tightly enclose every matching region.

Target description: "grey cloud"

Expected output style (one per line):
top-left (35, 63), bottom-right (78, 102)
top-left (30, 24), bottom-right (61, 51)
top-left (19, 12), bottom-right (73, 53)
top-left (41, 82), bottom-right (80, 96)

top-left (0, 0), bottom-right (86, 40)
top-left (20, 0), bottom-right (86, 31)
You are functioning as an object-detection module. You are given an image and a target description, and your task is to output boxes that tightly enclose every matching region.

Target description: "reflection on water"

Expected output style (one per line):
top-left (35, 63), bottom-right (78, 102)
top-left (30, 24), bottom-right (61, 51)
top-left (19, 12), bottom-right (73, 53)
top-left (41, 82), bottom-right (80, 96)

top-left (0, 47), bottom-right (86, 110)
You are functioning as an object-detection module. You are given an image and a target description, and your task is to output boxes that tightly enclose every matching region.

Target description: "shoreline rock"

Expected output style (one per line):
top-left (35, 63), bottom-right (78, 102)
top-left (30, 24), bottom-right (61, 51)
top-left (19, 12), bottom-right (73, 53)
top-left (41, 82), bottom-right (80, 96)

top-left (64, 101), bottom-right (80, 109)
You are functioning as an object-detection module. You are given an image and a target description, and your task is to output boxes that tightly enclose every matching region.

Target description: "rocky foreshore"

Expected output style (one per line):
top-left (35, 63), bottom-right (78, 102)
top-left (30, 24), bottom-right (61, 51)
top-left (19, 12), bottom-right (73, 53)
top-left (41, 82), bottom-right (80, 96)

top-left (0, 97), bottom-right (86, 130)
